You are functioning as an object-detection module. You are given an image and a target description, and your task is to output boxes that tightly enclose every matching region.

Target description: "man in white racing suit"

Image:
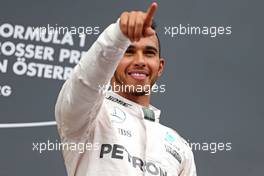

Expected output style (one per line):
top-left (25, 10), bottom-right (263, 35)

top-left (55, 3), bottom-right (197, 176)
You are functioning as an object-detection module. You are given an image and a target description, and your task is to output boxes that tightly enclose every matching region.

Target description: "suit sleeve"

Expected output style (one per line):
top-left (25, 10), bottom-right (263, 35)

top-left (179, 148), bottom-right (197, 176)
top-left (55, 20), bottom-right (130, 138)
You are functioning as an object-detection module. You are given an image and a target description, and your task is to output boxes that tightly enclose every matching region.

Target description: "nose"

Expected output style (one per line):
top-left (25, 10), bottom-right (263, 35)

top-left (132, 51), bottom-right (146, 67)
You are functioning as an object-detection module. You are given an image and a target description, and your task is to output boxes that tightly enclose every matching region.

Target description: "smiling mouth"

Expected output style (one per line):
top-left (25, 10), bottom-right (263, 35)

top-left (128, 71), bottom-right (149, 80)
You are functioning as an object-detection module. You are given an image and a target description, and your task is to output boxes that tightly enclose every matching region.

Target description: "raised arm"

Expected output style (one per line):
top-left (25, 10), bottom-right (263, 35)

top-left (55, 3), bottom-right (158, 138)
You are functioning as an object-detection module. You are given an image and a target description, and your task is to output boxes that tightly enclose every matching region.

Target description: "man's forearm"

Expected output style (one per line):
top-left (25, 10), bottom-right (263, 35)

top-left (55, 20), bottom-right (130, 138)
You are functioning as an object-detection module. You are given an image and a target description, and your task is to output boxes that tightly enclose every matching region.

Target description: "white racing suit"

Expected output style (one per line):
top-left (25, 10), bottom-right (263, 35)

top-left (55, 20), bottom-right (197, 176)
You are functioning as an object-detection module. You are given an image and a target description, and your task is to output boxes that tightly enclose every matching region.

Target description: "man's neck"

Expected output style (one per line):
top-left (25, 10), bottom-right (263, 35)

top-left (116, 91), bottom-right (150, 107)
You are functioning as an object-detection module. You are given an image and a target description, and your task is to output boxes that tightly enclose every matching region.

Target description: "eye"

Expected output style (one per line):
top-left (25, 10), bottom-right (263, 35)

top-left (125, 49), bottom-right (134, 56)
top-left (144, 50), bottom-right (156, 57)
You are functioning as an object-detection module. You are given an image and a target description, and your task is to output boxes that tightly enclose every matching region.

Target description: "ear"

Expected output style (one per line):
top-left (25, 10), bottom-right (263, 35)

top-left (158, 58), bottom-right (165, 77)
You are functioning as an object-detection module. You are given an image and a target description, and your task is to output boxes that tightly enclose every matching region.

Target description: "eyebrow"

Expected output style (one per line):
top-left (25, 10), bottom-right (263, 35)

top-left (126, 45), bottom-right (135, 50)
top-left (145, 46), bottom-right (158, 53)
top-left (126, 45), bottom-right (158, 53)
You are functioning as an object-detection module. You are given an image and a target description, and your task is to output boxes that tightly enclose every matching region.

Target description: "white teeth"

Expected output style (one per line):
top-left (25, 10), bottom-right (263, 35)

top-left (131, 73), bottom-right (146, 76)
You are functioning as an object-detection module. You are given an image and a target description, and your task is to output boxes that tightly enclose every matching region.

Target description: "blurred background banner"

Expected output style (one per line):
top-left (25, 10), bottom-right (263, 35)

top-left (0, 0), bottom-right (263, 175)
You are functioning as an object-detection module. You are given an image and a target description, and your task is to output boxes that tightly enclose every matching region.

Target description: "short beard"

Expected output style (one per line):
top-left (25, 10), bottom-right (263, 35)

top-left (130, 90), bottom-right (149, 96)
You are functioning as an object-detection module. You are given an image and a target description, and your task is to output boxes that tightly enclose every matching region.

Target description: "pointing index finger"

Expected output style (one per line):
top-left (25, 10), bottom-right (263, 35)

top-left (145, 2), bottom-right (158, 27)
